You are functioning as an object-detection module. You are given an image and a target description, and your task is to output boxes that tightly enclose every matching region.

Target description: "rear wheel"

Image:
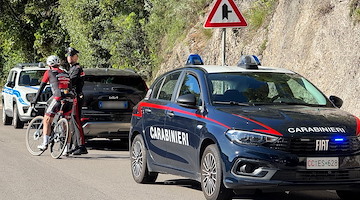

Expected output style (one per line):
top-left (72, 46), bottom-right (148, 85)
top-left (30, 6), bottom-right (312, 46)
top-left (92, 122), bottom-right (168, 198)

top-left (26, 116), bottom-right (45, 156)
top-left (130, 134), bottom-right (158, 183)
top-left (13, 104), bottom-right (24, 129)
top-left (336, 190), bottom-right (360, 200)
top-left (2, 104), bottom-right (12, 125)
top-left (201, 144), bottom-right (233, 200)
top-left (50, 118), bottom-right (69, 159)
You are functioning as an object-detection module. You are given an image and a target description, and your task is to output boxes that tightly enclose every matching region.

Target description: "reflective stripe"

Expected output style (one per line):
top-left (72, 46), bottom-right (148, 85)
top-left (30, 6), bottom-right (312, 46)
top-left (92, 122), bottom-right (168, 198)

top-left (2, 87), bottom-right (28, 105)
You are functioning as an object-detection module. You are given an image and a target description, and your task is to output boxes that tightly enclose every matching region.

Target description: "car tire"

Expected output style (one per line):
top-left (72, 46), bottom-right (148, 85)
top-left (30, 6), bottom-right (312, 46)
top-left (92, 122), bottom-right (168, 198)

top-left (201, 144), bottom-right (233, 200)
top-left (2, 103), bottom-right (12, 125)
top-left (13, 104), bottom-right (24, 129)
top-left (130, 134), bottom-right (158, 183)
top-left (336, 190), bottom-right (360, 200)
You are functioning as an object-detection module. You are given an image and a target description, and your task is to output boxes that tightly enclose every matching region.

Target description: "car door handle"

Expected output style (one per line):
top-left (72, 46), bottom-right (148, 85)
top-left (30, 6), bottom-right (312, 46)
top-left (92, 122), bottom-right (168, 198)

top-left (166, 111), bottom-right (175, 118)
top-left (144, 108), bottom-right (152, 114)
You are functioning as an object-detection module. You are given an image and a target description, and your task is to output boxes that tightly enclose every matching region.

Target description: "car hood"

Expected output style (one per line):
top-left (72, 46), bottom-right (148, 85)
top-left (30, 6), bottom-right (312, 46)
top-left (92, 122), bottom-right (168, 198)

top-left (217, 105), bottom-right (358, 137)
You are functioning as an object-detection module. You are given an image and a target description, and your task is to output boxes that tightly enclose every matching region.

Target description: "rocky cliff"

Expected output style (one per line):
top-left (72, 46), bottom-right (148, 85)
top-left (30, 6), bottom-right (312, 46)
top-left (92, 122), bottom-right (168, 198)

top-left (156, 0), bottom-right (360, 117)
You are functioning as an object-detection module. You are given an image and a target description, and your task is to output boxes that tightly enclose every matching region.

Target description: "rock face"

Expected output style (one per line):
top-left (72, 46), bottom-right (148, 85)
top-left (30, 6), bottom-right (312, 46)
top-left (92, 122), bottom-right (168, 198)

top-left (156, 0), bottom-right (360, 117)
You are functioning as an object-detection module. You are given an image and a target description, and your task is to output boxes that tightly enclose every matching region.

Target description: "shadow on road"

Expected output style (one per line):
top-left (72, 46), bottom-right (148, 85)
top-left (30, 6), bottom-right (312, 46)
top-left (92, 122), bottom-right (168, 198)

top-left (85, 139), bottom-right (129, 151)
top-left (157, 179), bottom-right (340, 200)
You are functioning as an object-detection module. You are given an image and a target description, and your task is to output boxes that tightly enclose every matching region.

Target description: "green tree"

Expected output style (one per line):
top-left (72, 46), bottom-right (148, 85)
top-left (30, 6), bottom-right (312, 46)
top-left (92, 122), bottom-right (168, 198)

top-left (58, 0), bottom-right (150, 73)
top-left (0, 0), bottom-right (68, 80)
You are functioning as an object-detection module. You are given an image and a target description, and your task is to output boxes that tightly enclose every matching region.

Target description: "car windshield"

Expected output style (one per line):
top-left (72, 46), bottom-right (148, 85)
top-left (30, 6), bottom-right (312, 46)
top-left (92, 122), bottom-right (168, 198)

top-left (207, 72), bottom-right (331, 107)
top-left (19, 70), bottom-right (46, 86)
top-left (84, 75), bottom-right (147, 91)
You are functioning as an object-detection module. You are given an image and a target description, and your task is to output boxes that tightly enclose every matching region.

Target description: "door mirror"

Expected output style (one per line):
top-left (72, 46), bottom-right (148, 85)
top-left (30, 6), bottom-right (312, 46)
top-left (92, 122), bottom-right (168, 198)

top-left (176, 94), bottom-right (197, 109)
top-left (6, 81), bottom-right (15, 88)
top-left (329, 95), bottom-right (343, 108)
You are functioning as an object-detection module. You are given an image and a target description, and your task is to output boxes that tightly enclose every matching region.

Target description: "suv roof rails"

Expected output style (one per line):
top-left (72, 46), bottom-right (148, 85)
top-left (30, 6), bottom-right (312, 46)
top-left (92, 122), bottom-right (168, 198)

top-left (15, 62), bottom-right (46, 69)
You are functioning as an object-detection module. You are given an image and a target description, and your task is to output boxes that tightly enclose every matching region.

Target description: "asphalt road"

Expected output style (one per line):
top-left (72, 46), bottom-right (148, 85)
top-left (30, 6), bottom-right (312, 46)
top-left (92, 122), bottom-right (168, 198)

top-left (0, 109), bottom-right (342, 200)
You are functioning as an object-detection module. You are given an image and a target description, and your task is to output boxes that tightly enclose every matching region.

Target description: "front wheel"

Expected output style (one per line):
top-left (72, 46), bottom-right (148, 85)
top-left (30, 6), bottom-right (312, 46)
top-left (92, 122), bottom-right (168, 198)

top-left (2, 104), bottom-right (12, 125)
top-left (50, 118), bottom-right (69, 159)
top-left (13, 105), bottom-right (24, 129)
top-left (201, 144), bottom-right (233, 200)
top-left (130, 134), bottom-right (158, 183)
top-left (337, 190), bottom-right (360, 200)
top-left (26, 116), bottom-right (45, 156)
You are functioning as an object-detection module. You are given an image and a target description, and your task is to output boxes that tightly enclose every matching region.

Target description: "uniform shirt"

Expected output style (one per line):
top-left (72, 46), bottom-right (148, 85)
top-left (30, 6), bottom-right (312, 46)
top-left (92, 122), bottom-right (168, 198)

top-left (68, 63), bottom-right (85, 96)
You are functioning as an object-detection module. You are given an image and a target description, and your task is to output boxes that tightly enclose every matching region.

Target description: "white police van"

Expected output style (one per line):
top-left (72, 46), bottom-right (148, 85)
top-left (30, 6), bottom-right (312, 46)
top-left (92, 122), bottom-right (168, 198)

top-left (1, 63), bottom-right (51, 128)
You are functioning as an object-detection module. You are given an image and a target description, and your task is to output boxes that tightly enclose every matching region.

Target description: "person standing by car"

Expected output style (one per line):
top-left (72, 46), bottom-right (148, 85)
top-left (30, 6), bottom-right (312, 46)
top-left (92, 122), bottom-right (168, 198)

top-left (66, 47), bottom-right (87, 155)
top-left (31, 55), bottom-right (72, 150)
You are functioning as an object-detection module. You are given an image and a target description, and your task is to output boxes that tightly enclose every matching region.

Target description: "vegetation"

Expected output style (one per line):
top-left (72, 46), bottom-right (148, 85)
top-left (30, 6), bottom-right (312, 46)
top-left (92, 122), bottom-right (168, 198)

top-left (350, 0), bottom-right (360, 23)
top-left (0, 0), bottom-right (213, 82)
top-left (244, 0), bottom-right (278, 30)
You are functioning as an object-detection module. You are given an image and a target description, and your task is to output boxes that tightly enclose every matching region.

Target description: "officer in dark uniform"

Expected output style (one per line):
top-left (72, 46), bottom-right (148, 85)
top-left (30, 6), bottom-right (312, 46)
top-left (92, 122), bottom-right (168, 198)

top-left (66, 47), bottom-right (87, 155)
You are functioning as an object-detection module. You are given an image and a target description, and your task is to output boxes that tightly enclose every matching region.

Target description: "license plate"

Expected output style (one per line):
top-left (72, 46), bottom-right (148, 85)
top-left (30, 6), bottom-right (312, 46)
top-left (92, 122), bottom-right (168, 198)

top-left (98, 101), bottom-right (128, 109)
top-left (306, 157), bottom-right (339, 169)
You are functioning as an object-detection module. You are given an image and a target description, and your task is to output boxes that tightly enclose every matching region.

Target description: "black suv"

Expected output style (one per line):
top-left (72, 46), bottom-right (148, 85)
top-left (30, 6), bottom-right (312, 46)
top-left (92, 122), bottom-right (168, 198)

top-left (82, 68), bottom-right (147, 140)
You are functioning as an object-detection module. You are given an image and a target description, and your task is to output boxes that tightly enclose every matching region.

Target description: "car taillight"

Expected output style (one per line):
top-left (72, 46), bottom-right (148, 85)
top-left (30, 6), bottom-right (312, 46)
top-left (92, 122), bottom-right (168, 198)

top-left (81, 118), bottom-right (90, 122)
top-left (356, 116), bottom-right (360, 136)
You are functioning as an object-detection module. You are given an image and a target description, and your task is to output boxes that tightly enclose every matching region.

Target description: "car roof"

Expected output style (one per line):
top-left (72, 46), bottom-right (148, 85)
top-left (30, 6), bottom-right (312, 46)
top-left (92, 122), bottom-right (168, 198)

top-left (12, 67), bottom-right (49, 71)
top-left (84, 68), bottom-right (140, 76)
top-left (187, 65), bottom-right (295, 74)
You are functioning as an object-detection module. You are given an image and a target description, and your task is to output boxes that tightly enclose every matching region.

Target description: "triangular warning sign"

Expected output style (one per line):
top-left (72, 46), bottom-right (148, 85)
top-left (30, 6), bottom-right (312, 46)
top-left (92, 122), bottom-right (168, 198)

top-left (204, 0), bottom-right (247, 28)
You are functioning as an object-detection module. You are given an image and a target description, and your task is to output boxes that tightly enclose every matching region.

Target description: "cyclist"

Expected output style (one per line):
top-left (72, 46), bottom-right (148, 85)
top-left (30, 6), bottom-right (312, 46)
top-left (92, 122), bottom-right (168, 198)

top-left (66, 47), bottom-right (87, 155)
top-left (31, 55), bottom-right (72, 151)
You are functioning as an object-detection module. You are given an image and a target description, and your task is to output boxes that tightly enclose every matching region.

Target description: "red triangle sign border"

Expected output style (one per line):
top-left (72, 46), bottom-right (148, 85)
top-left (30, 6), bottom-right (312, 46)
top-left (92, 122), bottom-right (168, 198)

top-left (204, 0), bottom-right (248, 28)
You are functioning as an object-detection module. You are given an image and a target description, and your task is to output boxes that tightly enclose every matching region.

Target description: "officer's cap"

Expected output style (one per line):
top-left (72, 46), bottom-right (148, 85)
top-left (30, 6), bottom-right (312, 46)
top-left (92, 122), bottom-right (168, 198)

top-left (66, 47), bottom-right (79, 56)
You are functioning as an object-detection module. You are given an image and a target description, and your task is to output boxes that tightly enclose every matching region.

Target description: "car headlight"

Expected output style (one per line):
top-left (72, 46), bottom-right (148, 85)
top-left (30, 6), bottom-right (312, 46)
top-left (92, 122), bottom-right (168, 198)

top-left (26, 93), bottom-right (36, 102)
top-left (226, 130), bottom-right (279, 145)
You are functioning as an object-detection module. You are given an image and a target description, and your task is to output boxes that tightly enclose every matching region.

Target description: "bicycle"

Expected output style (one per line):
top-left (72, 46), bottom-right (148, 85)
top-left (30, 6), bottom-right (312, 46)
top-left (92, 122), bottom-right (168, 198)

top-left (26, 97), bottom-right (73, 159)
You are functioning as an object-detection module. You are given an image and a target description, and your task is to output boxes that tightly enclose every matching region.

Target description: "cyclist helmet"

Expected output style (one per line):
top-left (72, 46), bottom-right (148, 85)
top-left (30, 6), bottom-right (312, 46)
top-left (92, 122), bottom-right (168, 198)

top-left (46, 55), bottom-right (60, 67)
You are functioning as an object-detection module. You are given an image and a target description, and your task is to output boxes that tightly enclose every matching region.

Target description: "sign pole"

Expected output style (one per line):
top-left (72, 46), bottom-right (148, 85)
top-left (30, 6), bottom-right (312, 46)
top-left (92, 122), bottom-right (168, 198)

top-left (222, 28), bottom-right (226, 66)
top-left (204, 0), bottom-right (247, 66)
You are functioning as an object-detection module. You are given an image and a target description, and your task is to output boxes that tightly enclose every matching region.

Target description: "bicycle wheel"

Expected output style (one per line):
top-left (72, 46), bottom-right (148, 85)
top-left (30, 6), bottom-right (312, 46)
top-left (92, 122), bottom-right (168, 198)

top-left (26, 116), bottom-right (46, 156)
top-left (50, 118), bottom-right (69, 159)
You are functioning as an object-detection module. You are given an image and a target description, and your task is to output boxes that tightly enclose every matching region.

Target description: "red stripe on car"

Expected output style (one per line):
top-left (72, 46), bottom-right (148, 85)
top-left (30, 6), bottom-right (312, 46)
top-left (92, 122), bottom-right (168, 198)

top-left (132, 102), bottom-right (231, 129)
top-left (233, 114), bottom-right (283, 136)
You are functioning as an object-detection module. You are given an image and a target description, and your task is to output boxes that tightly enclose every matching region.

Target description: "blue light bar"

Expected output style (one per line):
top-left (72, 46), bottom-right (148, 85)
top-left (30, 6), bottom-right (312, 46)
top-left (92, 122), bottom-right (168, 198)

top-left (186, 54), bottom-right (204, 65)
top-left (334, 138), bottom-right (344, 142)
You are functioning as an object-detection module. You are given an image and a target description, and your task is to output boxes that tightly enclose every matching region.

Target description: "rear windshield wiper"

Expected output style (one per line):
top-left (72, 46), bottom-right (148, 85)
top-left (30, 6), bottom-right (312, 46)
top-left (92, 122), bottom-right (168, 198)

top-left (213, 101), bottom-right (252, 106)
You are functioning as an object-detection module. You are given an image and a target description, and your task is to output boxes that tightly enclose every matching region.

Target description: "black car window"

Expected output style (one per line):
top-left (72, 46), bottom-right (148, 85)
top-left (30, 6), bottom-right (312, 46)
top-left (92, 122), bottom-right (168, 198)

top-left (7, 71), bottom-right (17, 88)
top-left (208, 72), bottom-right (331, 106)
top-left (19, 71), bottom-right (46, 86)
top-left (151, 77), bottom-right (164, 99)
top-left (179, 73), bottom-right (201, 106)
top-left (84, 75), bottom-right (146, 91)
top-left (156, 71), bottom-right (181, 101)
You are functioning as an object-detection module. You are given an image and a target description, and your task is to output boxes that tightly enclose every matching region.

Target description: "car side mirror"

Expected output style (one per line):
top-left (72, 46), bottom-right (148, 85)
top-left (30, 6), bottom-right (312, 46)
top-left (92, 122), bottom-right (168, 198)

top-left (6, 81), bottom-right (14, 88)
top-left (329, 95), bottom-right (343, 108)
top-left (176, 94), bottom-right (197, 109)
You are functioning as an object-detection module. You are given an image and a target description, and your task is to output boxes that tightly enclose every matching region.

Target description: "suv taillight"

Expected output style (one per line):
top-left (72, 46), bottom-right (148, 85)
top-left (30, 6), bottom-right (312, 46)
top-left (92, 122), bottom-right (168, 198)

top-left (356, 116), bottom-right (360, 136)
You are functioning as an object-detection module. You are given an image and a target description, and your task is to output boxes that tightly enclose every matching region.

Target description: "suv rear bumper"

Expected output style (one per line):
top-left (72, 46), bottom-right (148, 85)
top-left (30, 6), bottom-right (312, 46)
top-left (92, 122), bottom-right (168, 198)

top-left (82, 121), bottom-right (130, 139)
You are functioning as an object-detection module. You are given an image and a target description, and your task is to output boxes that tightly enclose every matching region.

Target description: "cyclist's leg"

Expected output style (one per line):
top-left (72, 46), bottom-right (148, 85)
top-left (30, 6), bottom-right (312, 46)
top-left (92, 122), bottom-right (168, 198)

top-left (38, 99), bottom-right (58, 150)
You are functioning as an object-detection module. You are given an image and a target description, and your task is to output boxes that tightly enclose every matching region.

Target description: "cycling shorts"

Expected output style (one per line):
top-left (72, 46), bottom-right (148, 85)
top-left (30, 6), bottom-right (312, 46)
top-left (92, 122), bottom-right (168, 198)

top-left (45, 98), bottom-right (61, 117)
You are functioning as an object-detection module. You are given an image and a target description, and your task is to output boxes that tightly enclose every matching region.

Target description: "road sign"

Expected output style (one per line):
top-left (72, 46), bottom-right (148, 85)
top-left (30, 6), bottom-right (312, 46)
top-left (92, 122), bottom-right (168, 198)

top-left (204, 0), bottom-right (247, 28)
